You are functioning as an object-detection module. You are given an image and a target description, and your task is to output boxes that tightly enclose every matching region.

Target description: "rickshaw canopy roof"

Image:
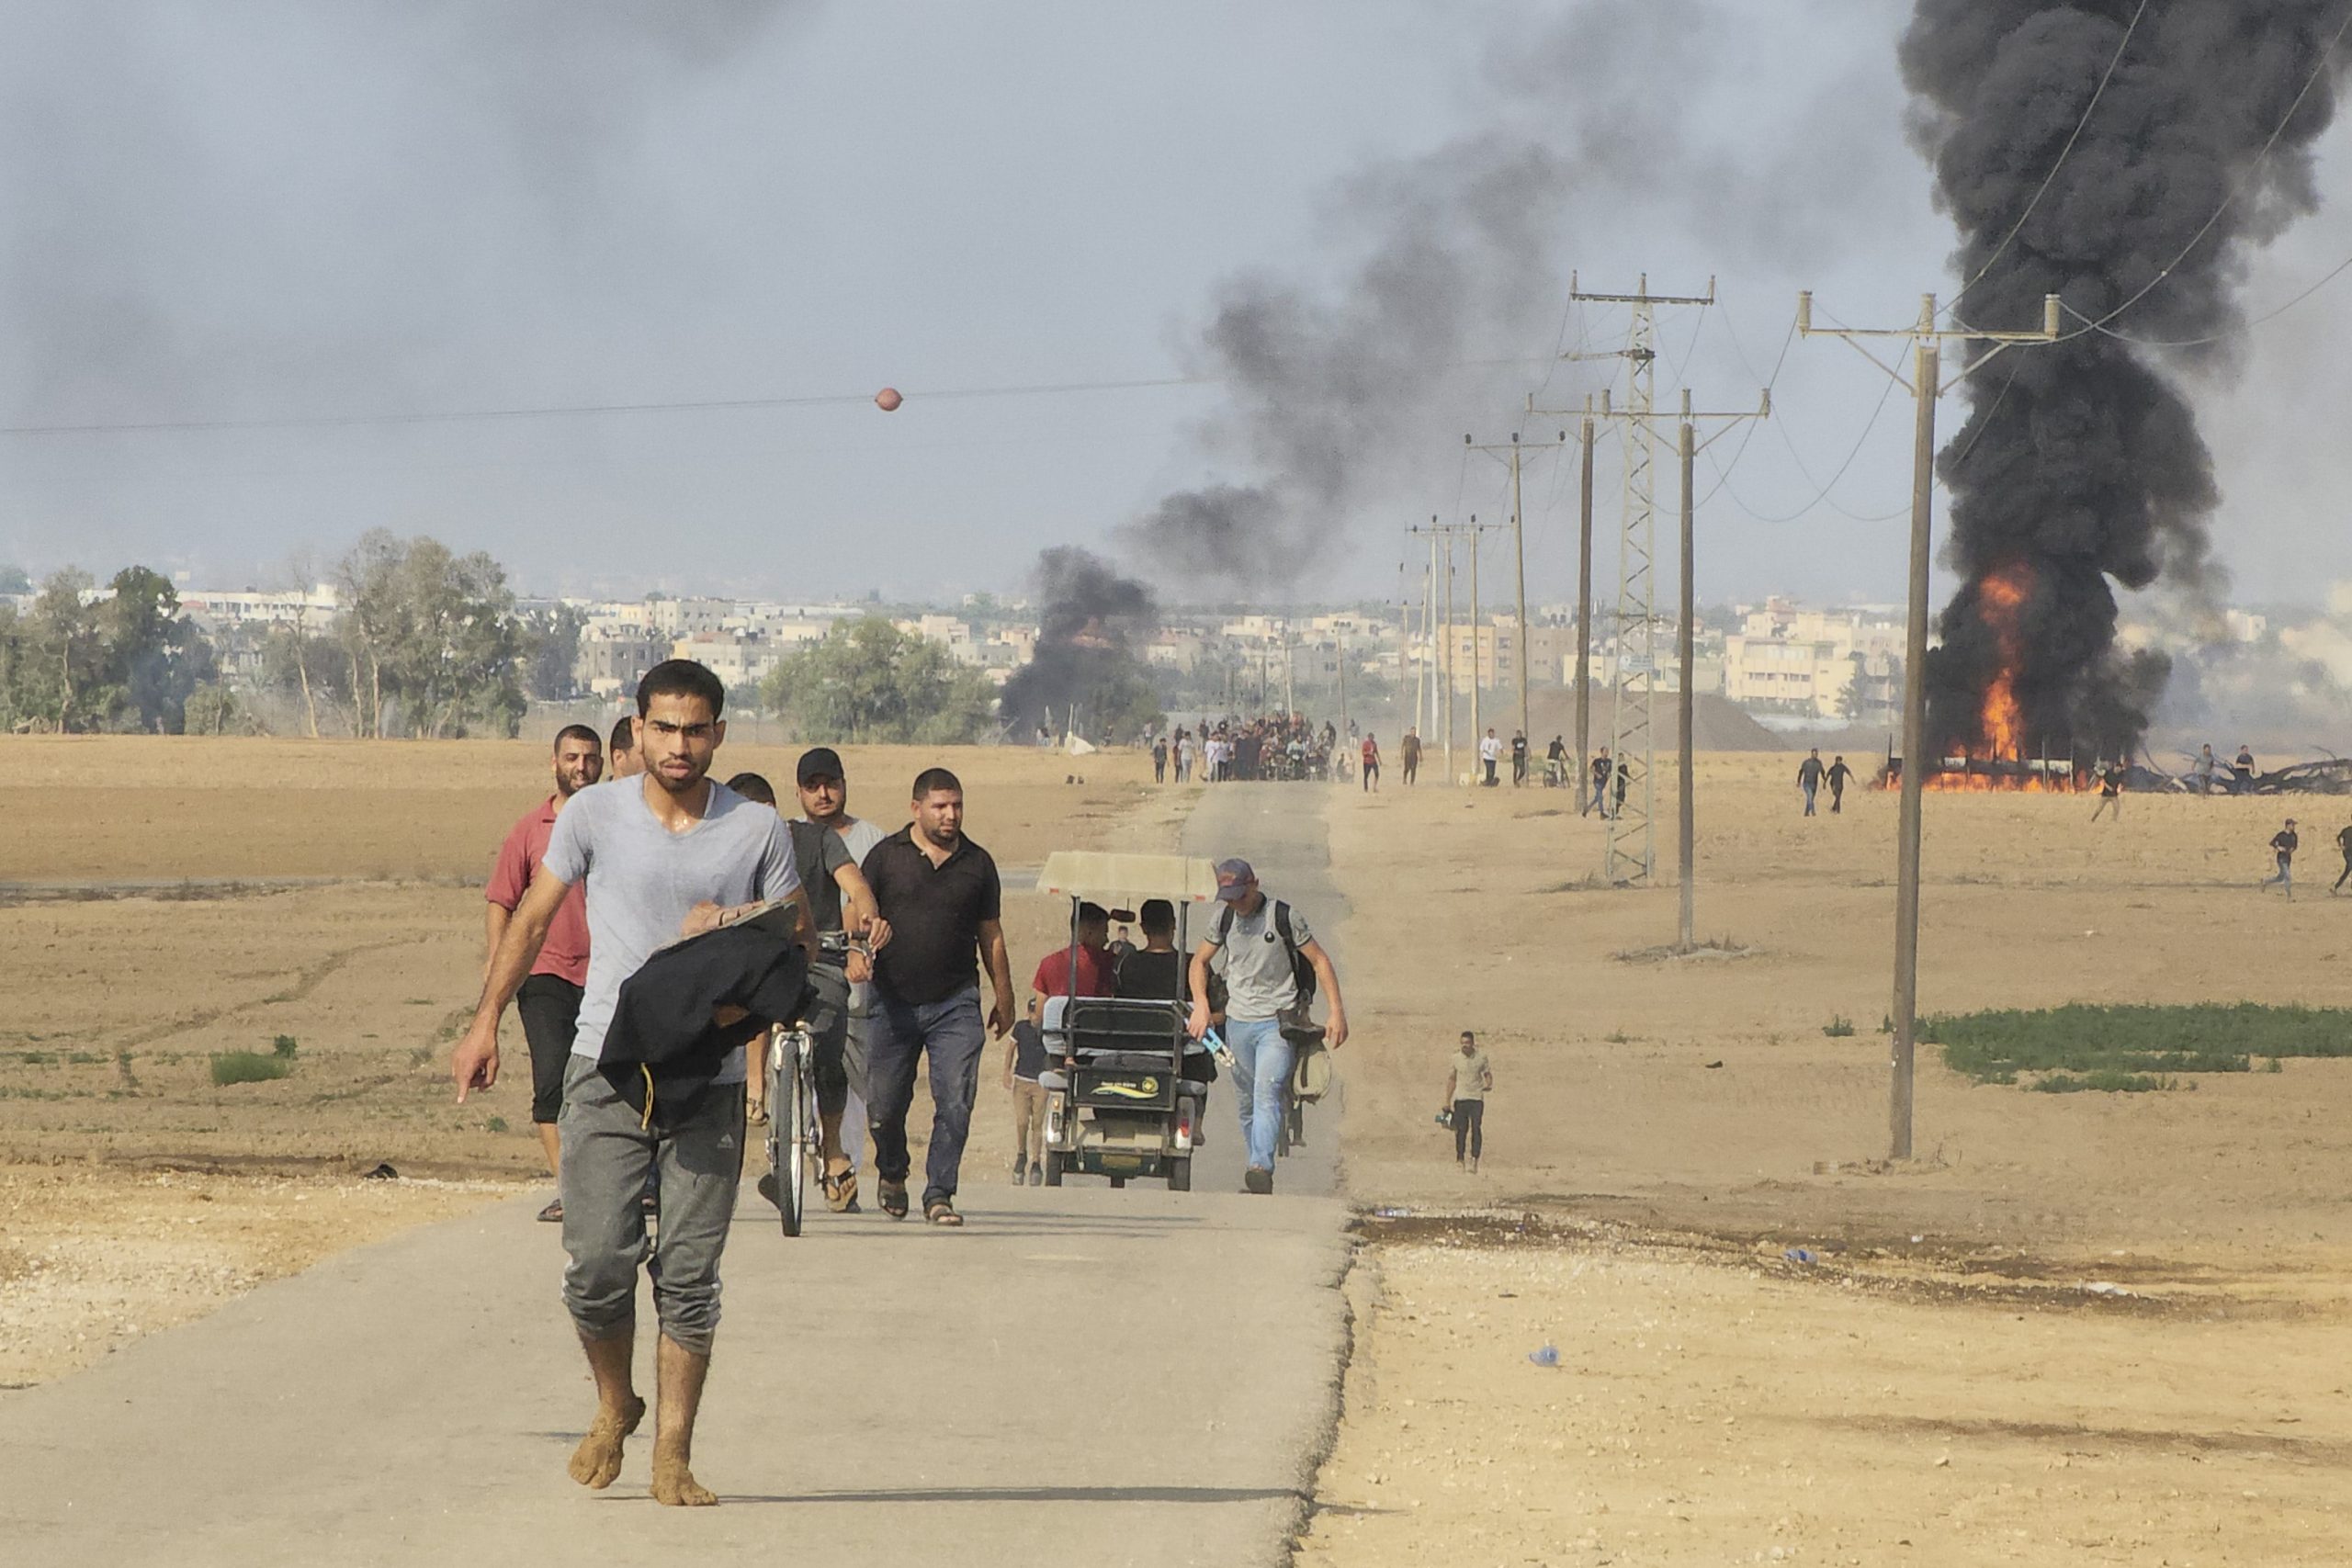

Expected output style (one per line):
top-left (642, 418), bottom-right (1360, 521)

top-left (1035, 851), bottom-right (1221, 906)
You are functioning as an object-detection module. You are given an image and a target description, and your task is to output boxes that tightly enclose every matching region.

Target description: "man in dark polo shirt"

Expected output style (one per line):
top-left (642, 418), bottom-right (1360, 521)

top-left (861, 766), bottom-right (1016, 1226)
top-left (485, 723), bottom-right (604, 1221)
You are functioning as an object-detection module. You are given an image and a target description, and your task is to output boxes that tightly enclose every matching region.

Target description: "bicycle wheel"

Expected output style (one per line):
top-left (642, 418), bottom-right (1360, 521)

top-left (777, 1032), bottom-right (810, 1236)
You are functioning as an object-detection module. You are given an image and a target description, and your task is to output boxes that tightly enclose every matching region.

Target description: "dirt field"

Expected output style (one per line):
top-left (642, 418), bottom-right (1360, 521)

top-left (0, 735), bottom-right (1174, 1382)
top-left (13, 736), bottom-right (2352, 1561)
top-left (1297, 755), bottom-right (2352, 1564)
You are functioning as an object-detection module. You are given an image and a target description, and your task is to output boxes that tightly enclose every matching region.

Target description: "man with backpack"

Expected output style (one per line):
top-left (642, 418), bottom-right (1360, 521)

top-left (1187, 858), bottom-right (1349, 1195)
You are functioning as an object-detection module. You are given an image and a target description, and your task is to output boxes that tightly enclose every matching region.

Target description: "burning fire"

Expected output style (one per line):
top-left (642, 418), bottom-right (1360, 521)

top-left (1920, 562), bottom-right (2086, 795)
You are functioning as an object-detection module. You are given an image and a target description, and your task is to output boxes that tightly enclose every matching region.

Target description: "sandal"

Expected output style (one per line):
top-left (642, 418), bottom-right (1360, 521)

top-left (924, 1200), bottom-right (964, 1227)
top-left (822, 1164), bottom-right (859, 1213)
top-left (878, 1179), bottom-right (909, 1221)
top-left (747, 1103), bottom-right (769, 1127)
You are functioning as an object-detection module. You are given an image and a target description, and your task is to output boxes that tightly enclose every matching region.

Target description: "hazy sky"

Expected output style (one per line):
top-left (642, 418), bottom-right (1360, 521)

top-left (3, 0), bottom-right (2347, 612)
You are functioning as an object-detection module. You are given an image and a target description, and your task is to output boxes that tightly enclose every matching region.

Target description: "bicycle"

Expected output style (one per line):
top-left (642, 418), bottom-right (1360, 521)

top-left (764, 1020), bottom-right (819, 1236)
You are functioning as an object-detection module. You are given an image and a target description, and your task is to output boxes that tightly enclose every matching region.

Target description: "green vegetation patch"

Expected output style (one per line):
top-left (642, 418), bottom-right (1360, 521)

top-left (209, 1051), bottom-right (292, 1087)
top-left (1924, 1003), bottom-right (2352, 1089)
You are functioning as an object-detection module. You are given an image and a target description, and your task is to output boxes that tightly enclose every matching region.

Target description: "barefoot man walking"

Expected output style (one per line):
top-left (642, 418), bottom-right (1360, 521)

top-left (454, 660), bottom-right (808, 1506)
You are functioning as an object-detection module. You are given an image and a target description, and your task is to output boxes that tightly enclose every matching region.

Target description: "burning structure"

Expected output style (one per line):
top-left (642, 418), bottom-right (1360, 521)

top-left (1901, 3), bottom-right (2352, 789)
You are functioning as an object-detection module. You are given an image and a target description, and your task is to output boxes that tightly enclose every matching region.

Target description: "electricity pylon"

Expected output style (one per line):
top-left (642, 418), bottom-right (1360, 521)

top-left (1567, 273), bottom-right (1713, 885)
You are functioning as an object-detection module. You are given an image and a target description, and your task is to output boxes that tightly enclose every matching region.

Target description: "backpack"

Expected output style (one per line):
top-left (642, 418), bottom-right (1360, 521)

top-left (1216, 898), bottom-right (1316, 1004)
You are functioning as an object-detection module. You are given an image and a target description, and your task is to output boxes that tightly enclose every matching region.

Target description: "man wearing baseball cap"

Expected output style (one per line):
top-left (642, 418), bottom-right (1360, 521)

top-left (792, 747), bottom-right (894, 1201)
top-left (1187, 858), bottom-right (1349, 1193)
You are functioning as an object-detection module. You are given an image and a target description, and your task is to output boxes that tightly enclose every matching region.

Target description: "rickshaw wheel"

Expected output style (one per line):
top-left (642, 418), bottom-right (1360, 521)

top-left (1042, 1153), bottom-right (1064, 1188)
top-left (1166, 1156), bottom-right (1192, 1192)
top-left (1108, 1175), bottom-right (1126, 1190)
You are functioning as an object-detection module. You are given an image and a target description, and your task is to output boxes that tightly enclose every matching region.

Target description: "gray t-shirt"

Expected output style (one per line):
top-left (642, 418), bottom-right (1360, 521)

top-left (1205, 897), bottom-right (1314, 1021)
top-left (542, 776), bottom-right (799, 1084)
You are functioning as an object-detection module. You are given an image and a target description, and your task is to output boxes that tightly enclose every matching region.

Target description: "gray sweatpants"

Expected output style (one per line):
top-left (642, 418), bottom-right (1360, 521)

top-left (559, 1055), bottom-right (745, 1356)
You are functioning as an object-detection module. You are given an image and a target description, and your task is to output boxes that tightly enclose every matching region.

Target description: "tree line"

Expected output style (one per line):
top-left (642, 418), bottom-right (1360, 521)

top-left (0, 532), bottom-right (551, 738)
top-left (2, 536), bottom-right (1157, 743)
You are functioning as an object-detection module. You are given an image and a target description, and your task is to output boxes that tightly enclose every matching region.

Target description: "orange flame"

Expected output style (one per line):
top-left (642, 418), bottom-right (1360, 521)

top-left (1917, 561), bottom-right (2086, 795)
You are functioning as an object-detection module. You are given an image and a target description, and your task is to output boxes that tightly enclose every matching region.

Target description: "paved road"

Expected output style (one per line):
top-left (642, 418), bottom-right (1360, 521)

top-left (2, 784), bottom-right (1355, 1568)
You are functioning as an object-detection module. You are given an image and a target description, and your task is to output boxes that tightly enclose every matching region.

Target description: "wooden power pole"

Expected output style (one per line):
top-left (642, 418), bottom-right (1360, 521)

top-left (1796, 288), bottom-right (2061, 1160)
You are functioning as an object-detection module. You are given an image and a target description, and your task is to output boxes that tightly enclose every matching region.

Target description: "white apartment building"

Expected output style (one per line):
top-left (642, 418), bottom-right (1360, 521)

top-left (177, 586), bottom-right (341, 629)
top-left (1721, 600), bottom-right (1903, 718)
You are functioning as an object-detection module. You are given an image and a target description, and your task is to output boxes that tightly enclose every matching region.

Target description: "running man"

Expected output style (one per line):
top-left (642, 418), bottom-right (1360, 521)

top-left (861, 768), bottom-right (1018, 1226)
top-left (1361, 732), bottom-right (1381, 793)
top-left (484, 724), bottom-right (604, 1221)
top-left (2090, 763), bottom-right (2125, 822)
top-left (1187, 858), bottom-right (1348, 1195)
top-left (453, 660), bottom-right (808, 1507)
top-left (793, 747), bottom-right (893, 1192)
top-left (1440, 1031), bottom-right (1492, 1173)
top-left (1826, 754), bottom-right (1853, 813)
top-left (2264, 818), bottom-right (2300, 897)
top-left (1798, 750), bottom-right (1826, 817)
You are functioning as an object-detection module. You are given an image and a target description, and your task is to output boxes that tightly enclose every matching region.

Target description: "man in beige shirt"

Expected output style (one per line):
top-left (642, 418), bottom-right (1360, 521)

top-left (1441, 1031), bottom-right (1493, 1173)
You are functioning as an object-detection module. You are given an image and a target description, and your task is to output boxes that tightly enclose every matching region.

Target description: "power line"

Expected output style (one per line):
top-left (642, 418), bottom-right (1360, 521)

top-left (2038, 6), bottom-right (2352, 344)
top-left (1946, 0), bottom-right (2150, 317)
top-left (0, 374), bottom-right (1215, 438)
top-left (1, 351), bottom-right (1568, 439)
top-left (2070, 243), bottom-right (2352, 346)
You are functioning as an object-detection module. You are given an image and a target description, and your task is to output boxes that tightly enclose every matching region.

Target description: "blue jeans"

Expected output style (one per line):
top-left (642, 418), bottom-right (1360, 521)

top-left (868, 984), bottom-right (988, 1207)
top-left (1803, 782), bottom-right (1818, 816)
top-left (1225, 1017), bottom-right (1295, 1173)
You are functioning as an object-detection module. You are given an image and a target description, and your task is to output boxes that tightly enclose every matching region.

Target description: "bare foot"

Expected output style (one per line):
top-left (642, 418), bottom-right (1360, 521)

top-left (566, 1394), bottom-right (645, 1489)
top-left (650, 1440), bottom-right (718, 1506)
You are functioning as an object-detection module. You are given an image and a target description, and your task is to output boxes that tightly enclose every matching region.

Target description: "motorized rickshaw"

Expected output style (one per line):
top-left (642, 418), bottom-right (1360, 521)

top-left (1033, 851), bottom-right (1219, 1192)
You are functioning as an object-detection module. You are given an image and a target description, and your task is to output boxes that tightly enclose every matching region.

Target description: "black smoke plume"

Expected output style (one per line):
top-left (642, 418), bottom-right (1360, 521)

top-left (999, 547), bottom-right (1159, 737)
top-left (1902, 1), bottom-right (2352, 760)
top-left (1120, 1), bottom-right (1736, 591)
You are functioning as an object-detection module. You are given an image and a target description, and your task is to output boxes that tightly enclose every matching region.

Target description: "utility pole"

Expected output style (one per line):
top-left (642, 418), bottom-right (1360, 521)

top-left (1465, 430), bottom-right (1573, 783)
top-left (1577, 417), bottom-right (1595, 807)
top-left (1413, 517), bottom-right (1503, 785)
top-left (1573, 378), bottom-right (1764, 908)
top-left (1430, 526), bottom-right (1448, 784)
top-left (1467, 514), bottom-right (1481, 758)
top-left (1518, 406), bottom-right (1600, 808)
top-left (1797, 288), bottom-right (2062, 1161)
top-left (1337, 626), bottom-right (1349, 746)
top-left (1662, 389), bottom-right (1769, 950)
top-left (1559, 273), bottom-right (1713, 882)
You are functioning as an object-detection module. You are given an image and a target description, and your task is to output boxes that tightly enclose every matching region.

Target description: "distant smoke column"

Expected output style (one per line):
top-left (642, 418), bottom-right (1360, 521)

top-left (1901, 1), bottom-right (2351, 759)
top-left (999, 547), bottom-right (1159, 733)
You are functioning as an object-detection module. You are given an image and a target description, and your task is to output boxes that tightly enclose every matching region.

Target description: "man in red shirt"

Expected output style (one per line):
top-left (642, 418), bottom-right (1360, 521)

top-left (1027, 900), bottom-right (1115, 1019)
top-left (486, 724), bottom-right (604, 1220)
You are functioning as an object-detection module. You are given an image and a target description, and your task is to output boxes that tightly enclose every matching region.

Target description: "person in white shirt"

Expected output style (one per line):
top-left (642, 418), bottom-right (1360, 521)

top-left (1478, 728), bottom-right (1502, 787)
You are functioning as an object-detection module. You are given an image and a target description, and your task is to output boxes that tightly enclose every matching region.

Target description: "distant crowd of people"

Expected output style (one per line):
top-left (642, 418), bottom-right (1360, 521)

top-left (1151, 713), bottom-right (1357, 784)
